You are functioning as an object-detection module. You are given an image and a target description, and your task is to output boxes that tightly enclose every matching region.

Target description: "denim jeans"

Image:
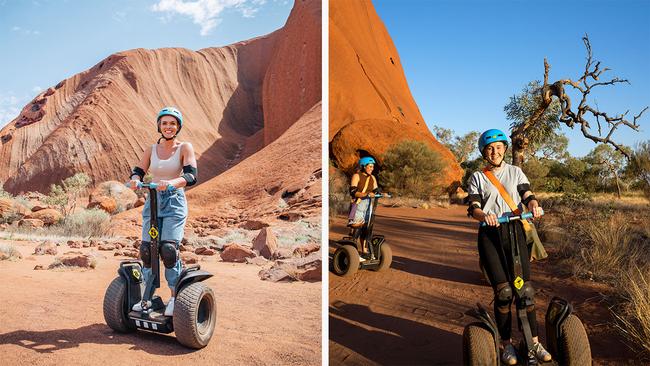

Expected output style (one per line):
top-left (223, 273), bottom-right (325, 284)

top-left (141, 188), bottom-right (187, 290)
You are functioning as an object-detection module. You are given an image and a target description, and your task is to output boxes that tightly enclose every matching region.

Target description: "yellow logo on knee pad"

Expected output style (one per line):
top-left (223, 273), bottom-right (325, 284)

top-left (148, 227), bottom-right (159, 239)
top-left (514, 276), bottom-right (524, 290)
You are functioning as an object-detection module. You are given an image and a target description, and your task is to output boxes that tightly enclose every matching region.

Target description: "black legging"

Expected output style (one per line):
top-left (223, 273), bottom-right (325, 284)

top-left (478, 221), bottom-right (538, 340)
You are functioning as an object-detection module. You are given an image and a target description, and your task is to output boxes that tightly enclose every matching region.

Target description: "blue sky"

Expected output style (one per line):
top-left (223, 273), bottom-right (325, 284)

top-left (374, 0), bottom-right (650, 157)
top-left (0, 0), bottom-right (292, 128)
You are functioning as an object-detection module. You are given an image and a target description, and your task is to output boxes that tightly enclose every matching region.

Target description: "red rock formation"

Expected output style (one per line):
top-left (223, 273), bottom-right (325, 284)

top-left (329, 0), bottom-right (462, 190)
top-left (0, 0), bottom-right (322, 205)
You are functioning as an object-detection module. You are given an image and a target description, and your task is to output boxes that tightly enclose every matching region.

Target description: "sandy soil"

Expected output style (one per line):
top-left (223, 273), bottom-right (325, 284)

top-left (0, 239), bottom-right (321, 366)
top-left (329, 205), bottom-right (636, 365)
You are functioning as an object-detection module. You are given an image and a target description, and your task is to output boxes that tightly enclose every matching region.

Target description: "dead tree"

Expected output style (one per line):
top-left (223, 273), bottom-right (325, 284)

top-left (510, 35), bottom-right (647, 167)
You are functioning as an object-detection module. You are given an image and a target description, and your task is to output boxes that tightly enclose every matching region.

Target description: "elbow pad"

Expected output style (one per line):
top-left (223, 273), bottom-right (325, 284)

top-left (517, 183), bottom-right (531, 198)
top-left (130, 166), bottom-right (145, 181)
top-left (182, 165), bottom-right (198, 186)
top-left (349, 187), bottom-right (358, 198)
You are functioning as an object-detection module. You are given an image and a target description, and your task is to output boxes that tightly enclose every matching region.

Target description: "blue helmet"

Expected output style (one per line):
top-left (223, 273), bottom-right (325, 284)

top-left (478, 129), bottom-right (508, 153)
top-left (157, 107), bottom-right (183, 133)
top-left (359, 156), bottom-right (376, 169)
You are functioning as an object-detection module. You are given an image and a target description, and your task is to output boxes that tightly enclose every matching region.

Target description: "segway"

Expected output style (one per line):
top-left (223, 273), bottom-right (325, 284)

top-left (462, 211), bottom-right (591, 365)
top-left (103, 182), bottom-right (217, 349)
top-left (331, 193), bottom-right (392, 277)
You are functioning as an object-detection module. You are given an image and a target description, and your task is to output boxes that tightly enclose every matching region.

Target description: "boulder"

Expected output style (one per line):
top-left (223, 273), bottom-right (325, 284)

top-left (239, 220), bottom-right (269, 231)
top-left (134, 197), bottom-right (145, 208)
top-left (29, 208), bottom-right (62, 225)
top-left (87, 196), bottom-right (117, 214)
top-left (252, 227), bottom-right (278, 260)
top-left (221, 244), bottom-right (256, 263)
top-left (67, 240), bottom-right (82, 249)
top-left (34, 241), bottom-right (58, 255)
top-left (49, 253), bottom-right (96, 269)
top-left (259, 252), bottom-right (321, 282)
top-left (195, 247), bottom-right (216, 256)
top-left (98, 243), bottom-right (116, 251)
top-left (293, 242), bottom-right (320, 257)
top-left (89, 181), bottom-right (138, 212)
top-left (18, 219), bottom-right (44, 228)
top-left (278, 212), bottom-right (303, 222)
top-left (181, 252), bottom-right (199, 264)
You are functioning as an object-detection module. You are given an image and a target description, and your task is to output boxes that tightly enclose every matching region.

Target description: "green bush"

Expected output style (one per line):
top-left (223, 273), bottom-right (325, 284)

top-left (329, 164), bottom-right (350, 217)
top-left (44, 172), bottom-right (91, 216)
top-left (380, 140), bottom-right (444, 199)
top-left (60, 208), bottom-right (110, 237)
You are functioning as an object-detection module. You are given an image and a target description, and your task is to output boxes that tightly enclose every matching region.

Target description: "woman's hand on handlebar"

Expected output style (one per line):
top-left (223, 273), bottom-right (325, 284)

top-left (528, 200), bottom-right (543, 219)
top-left (157, 180), bottom-right (174, 191)
top-left (483, 212), bottom-right (499, 227)
top-left (367, 192), bottom-right (376, 198)
top-left (128, 179), bottom-right (139, 190)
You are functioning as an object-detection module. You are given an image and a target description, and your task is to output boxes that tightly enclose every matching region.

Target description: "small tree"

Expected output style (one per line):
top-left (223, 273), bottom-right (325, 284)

top-left (584, 144), bottom-right (629, 197)
top-left (627, 141), bottom-right (650, 198)
top-left (507, 35), bottom-right (647, 167)
top-left (44, 173), bottom-right (91, 216)
top-left (380, 140), bottom-right (444, 199)
top-left (432, 126), bottom-right (481, 164)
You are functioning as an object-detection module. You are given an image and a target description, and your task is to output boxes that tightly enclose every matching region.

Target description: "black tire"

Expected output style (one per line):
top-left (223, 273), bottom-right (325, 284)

top-left (556, 314), bottom-right (591, 366)
top-left (103, 276), bottom-right (136, 333)
top-left (174, 282), bottom-right (217, 349)
top-left (374, 244), bottom-right (392, 271)
top-left (332, 245), bottom-right (359, 277)
top-left (462, 323), bottom-right (497, 366)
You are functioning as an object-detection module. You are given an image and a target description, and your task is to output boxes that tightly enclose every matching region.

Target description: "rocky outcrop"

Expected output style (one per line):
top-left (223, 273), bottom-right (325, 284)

top-left (329, 0), bottom-right (462, 190)
top-left (252, 227), bottom-right (278, 259)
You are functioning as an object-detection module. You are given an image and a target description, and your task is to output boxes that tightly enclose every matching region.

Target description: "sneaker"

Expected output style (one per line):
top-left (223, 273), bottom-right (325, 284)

top-left (533, 342), bottom-right (552, 362)
top-left (132, 300), bottom-right (151, 312)
top-left (501, 343), bottom-right (518, 366)
top-left (164, 297), bottom-right (175, 316)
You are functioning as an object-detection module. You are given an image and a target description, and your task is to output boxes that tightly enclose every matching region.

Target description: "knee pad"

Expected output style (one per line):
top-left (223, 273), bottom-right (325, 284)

top-left (160, 240), bottom-right (179, 269)
top-left (495, 283), bottom-right (513, 313)
top-left (139, 241), bottom-right (152, 267)
top-left (519, 282), bottom-right (535, 309)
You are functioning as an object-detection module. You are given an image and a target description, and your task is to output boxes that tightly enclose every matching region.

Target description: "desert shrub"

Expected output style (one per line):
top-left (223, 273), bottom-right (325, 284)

top-left (0, 184), bottom-right (11, 199)
top-left (0, 243), bottom-right (21, 260)
top-left (60, 208), bottom-right (110, 237)
top-left (380, 140), bottom-right (444, 199)
top-left (44, 173), bottom-right (91, 216)
top-left (615, 266), bottom-right (650, 357)
top-left (329, 164), bottom-right (350, 217)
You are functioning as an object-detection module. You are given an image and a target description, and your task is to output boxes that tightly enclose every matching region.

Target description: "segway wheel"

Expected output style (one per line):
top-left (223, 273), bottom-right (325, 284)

top-left (332, 245), bottom-right (359, 277)
top-left (462, 323), bottom-right (497, 366)
top-left (556, 314), bottom-right (592, 365)
top-left (174, 282), bottom-right (217, 349)
top-left (374, 244), bottom-right (392, 271)
top-left (103, 276), bottom-right (136, 333)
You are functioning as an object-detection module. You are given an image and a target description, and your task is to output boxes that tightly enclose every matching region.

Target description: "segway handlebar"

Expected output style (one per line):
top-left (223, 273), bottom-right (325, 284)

top-left (374, 193), bottom-right (392, 199)
top-left (125, 181), bottom-right (176, 191)
top-left (480, 209), bottom-right (544, 227)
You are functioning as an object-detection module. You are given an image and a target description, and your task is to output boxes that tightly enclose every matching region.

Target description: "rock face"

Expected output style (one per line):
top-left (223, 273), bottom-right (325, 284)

top-left (329, 0), bottom-right (462, 190)
top-left (0, 0), bottom-right (322, 201)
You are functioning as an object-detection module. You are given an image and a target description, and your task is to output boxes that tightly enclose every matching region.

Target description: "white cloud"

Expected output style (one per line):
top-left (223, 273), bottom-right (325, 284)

top-left (0, 92), bottom-right (25, 129)
top-left (151, 0), bottom-right (267, 36)
top-left (11, 26), bottom-right (41, 36)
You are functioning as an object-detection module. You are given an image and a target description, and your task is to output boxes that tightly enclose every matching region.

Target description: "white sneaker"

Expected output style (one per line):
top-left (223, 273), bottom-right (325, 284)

top-left (533, 342), bottom-right (552, 362)
top-left (501, 343), bottom-right (518, 366)
top-left (132, 300), bottom-right (151, 312)
top-left (164, 297), bottom-right (175, 316)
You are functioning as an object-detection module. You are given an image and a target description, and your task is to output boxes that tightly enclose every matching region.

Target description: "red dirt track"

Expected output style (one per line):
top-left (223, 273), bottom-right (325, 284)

top-left (329, 205), bottom-right (634, 365)
top-left (0, 240), bottom-right (320, 366)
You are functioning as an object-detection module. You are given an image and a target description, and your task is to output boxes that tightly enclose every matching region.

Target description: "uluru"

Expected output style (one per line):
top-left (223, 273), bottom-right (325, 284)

top-left (329, 0), bottom-right (462, 190)
top-left (0, 0), bottom-right (322, 224)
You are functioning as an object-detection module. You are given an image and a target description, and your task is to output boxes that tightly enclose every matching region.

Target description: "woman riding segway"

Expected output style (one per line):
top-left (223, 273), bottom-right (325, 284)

top-left (466, 129), bottom-right (552, 365)
top-left (348, 156), bottom-right (379, 260)
top-left (128, 106), bottom-right (198, 316)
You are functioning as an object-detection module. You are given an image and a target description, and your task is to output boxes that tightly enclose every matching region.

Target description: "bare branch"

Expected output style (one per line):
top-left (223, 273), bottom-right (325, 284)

top-left (515, 34), bottom-right (647, 161)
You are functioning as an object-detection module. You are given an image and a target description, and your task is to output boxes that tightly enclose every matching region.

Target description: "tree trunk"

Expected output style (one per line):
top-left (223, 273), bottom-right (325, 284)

top-left (511, 134), bottom-right (528, 167)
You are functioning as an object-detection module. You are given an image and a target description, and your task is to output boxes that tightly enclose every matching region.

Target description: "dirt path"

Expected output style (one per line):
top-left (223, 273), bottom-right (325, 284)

top-left (0, 239), bottom-right (320, 366)
top-left (329, 205), bottom-right (635, 365)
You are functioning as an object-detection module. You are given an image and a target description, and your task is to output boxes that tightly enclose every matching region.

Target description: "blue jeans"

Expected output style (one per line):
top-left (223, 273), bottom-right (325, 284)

top-left (141, 188), bottom-right (187, 290)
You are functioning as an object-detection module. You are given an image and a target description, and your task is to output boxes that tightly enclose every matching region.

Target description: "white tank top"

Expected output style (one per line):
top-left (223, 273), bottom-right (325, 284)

top-left (149, 143), bottom-right (183, 183)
